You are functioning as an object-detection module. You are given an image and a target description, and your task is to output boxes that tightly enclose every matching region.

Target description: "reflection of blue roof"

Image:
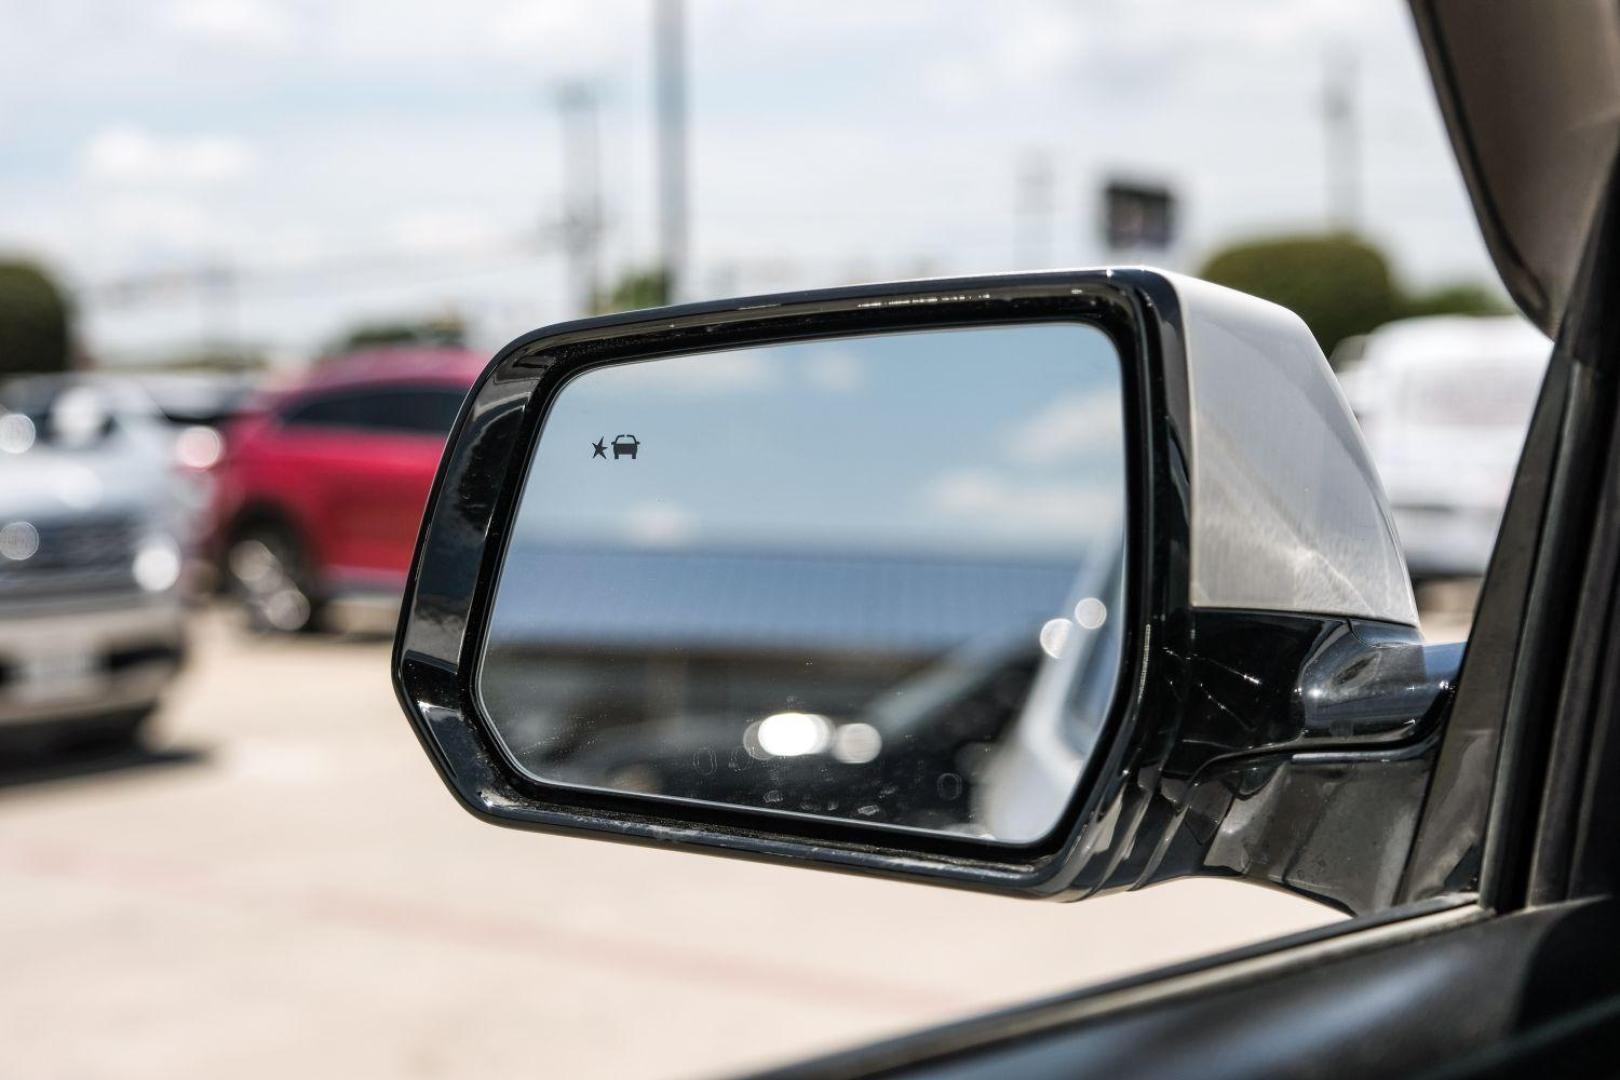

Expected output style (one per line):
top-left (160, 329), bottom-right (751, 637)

top-left (489, 543), bottom-right (1083, 654)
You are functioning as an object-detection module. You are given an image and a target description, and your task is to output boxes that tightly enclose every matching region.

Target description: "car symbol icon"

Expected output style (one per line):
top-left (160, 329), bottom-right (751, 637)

top-left (612, 434), bottom-right (640, 460)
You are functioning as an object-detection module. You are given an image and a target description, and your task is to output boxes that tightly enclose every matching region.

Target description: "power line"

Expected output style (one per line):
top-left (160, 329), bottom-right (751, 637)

top-left (78, 227), bottom-right (565, 310)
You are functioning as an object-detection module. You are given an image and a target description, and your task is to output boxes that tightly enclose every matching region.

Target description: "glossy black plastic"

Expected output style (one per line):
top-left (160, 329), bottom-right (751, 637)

top-left (392, 270), bottom-right (1459, 911)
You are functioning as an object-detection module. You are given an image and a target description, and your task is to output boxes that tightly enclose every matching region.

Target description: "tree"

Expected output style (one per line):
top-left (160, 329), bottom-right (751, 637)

top-left (594, 268), bottom-right (671, 314)
top-left (1198, 232), bottom-right (1513, 364)
top-left (1198, 233), bottom-right (1402, 358)
top-left (330, 312), bottom-right (467, 354)
top-left (0, 259), bottom-right (72, 377)
top-left (1401, 282), bottom-right (1511, 320)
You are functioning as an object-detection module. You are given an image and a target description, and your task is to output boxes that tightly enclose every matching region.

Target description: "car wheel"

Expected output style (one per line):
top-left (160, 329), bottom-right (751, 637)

top-left (0, 705), bottom-right (155, 762)
top-left (66, 705), bottom-right (155, 752)
top-left (227, 524), bottom-right (323, 633)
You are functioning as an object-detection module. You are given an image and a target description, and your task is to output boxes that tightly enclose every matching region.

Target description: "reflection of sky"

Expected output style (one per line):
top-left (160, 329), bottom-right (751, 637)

top-left (515, 324), bottom-right (1123, 560)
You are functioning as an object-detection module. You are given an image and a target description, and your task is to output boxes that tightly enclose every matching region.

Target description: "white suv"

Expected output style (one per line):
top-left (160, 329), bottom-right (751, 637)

top-left (1339, 315), bottom-right (1550, 580)
top-left (0, 377), bottom-right (187, 749)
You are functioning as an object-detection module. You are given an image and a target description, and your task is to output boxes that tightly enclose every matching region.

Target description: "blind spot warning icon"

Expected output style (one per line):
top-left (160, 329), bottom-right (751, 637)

top-left (612, 434), bottom-right (640, 460)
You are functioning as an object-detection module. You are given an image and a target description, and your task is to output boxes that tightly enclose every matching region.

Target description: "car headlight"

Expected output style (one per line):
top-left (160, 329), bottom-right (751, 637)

top-left (133, 533), bottom-right (182, 592)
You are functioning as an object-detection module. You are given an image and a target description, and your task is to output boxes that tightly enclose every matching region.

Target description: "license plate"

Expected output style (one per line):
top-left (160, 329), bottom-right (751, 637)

top-left (16, 648), bottom-right (103, 704)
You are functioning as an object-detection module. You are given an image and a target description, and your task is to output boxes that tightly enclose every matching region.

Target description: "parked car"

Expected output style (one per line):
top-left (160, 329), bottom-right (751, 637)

top-left (390, 3), bottom-right (1620, 1075)
top-left (125, 372), bottom-right (262, 568)
top-left (208, 347), bottom-right (481, 632)
top-left (0, 377), bottom-right (187, 749)
top-left (126, 371), bottom-right (259, 430)
top-left (1339, 315), bottom-right (1549, 580)
top-left (61, 372), bottom-right (249, 584)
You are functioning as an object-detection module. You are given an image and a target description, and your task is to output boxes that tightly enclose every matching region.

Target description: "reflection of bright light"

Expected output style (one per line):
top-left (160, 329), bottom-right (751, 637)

top-left (753, 712), bottom-right (833, 757)
top-left (175, 425), bottom-right (224, 470)
top-left (133, 535), bottom-right (182, 592)
top-left (1075, 597), bottom-right (1107, 629)
top-left (0, 413), bottom-right (35, 454)
top-left (832, 722), bottom-right (882, 764)
top-left (1039, 617), bottom-right (1073, 659)
top-left (0, 521), bottom-right (39, 561)
top-left (52, 387), bottom-right (108, 447)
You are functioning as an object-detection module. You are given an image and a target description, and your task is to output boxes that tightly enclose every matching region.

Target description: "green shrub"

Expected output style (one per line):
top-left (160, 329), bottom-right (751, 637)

top-left (1400, 282), bottom-right (1511, 320)
top-left (1199, 233), bottom-right (1401, 359)
top-left (594, 268), bottom-right (671, 314)
top-left (0, 259), bottom-right (71, 377)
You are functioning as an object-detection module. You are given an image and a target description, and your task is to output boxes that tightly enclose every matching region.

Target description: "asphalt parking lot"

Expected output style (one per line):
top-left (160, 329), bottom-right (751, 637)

top-left (0, 608), bottom-right (1364, 1079)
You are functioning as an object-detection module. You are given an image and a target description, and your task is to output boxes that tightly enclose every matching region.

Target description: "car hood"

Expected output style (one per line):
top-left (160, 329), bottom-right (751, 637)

top-left (1411, 1), bottom-right (1620, 338)
top-left (1373, 429), bottom-right (1523, 510)
top-left (0, 440), bottom-right (175, 525)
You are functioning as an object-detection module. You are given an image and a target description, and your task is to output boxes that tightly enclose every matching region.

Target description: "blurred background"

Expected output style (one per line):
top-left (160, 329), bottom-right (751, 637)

top-left (0, 2), bottom-right (1544, 1077)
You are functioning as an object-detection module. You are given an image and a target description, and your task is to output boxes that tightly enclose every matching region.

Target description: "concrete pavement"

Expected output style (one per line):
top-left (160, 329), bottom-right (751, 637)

top-left (0, 610), bottom-right (1340, 1079)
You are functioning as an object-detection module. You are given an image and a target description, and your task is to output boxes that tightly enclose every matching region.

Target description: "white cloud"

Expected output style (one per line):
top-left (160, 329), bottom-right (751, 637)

top-left (83, 127), bottom-right (255, 186)
top-left (489, 2), bottom-right (623, 65)
top-left (1006, 393), bottom-right (1122, 464)
top-left (165, 0), bottom-right (291, 49)
top-left (386, 209), bottom-right (507, 254)
top-left (94, 193), bottom-right (226, 247)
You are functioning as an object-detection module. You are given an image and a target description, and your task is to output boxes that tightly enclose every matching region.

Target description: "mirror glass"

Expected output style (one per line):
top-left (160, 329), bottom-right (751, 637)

top-left (479, 323), bottom-right (1127, 844)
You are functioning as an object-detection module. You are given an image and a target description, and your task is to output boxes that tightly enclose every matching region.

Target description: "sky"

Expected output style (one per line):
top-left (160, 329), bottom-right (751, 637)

top-left (0, 0), bottom-right (1499, 365)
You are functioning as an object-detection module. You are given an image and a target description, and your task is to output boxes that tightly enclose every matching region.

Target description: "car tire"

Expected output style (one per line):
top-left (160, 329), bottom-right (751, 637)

top-left (67, 705), bottom-right (155, 752)
top-left (226, 522), bottom-right (324, 634)
top-left (0, 705), bottom-right (155, 762)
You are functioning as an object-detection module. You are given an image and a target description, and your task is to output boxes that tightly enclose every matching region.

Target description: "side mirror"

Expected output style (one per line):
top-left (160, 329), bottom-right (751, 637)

top-left (393, 270), bottom-right (1454, 913)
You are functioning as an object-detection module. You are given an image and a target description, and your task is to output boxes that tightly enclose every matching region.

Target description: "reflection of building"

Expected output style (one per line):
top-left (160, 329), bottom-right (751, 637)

top-left (480, 542), bottom-right (1079, 763)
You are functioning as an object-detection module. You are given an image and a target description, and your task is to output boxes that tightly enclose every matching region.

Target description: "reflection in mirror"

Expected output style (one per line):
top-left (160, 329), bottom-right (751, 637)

top-left (478, 324), bottom-right (1127, 844)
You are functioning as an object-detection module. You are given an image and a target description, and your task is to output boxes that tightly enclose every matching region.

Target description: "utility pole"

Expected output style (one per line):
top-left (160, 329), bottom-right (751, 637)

top-left (555, 82), bottom-right (603, 317)
top-left (655, 0), bottom-right (688, 303)
top-left (1016, 150), bottom-right (1055, 268)
top-left (200, 262), bottom-right (237, 353)
top-left (1323, 49), bottom-right (1360, 230)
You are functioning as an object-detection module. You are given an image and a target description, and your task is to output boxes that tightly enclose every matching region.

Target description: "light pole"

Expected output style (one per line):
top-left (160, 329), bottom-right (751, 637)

top-left (1323, 49), bottom-right (1361, 230)
top-left (655, 0), bottom-right (688, 303)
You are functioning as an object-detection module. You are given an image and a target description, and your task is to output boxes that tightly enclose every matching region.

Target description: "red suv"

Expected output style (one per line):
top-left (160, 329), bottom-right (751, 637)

top-left (209, 348), bottom-right (484, 631)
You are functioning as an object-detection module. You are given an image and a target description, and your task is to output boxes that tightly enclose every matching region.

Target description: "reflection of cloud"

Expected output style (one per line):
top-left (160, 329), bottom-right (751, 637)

top-left (623, 501), bottom-right (697, 546)
top-left (803, 348), bottom-right (864, 393)
top-left (1006, 393), bottom-right (1121, 464)
top-left (605, 353), bottom-right (776, 395)
top-left (926, 468), bottom-right (1117, 539)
